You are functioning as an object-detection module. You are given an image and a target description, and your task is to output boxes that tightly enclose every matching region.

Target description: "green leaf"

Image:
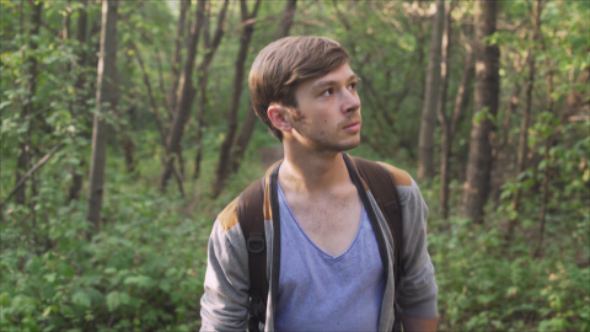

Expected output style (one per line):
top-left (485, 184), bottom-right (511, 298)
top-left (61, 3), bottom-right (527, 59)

top-left (44, 273), bottom-right (57, 283)
top-left (119, 292), bottom-right (131, 305)
top-left (106, 292), bottom-right (120, 312)
top-left (72, 291), bottom-right (91, 308)
top-left (124, 275), bottom-right (153, 288)
top-left (0, 292), bottom-right (10, 306)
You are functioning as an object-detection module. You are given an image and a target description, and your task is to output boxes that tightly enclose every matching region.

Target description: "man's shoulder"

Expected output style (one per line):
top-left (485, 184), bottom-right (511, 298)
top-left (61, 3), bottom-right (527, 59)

top-left (217, 196), bottom-right (240, 231)
top-left (216, 160), bottom-right (280, 232)
top-left (373, 161), bottom-right (413, 187)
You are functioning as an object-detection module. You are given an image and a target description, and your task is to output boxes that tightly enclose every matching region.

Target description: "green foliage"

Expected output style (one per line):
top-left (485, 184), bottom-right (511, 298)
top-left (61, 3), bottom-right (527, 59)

top-left (429, 215), bottom-right (589, 332)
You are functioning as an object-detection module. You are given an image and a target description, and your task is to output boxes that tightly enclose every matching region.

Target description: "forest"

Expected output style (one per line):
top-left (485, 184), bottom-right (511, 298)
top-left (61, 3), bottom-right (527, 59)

top-left (0, 0), bottom-right (588, 330)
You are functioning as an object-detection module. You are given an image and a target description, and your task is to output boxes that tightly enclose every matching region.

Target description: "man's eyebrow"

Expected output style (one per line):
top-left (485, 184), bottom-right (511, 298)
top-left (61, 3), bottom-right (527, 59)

top-left (311, 75), bottom-right (358, 90)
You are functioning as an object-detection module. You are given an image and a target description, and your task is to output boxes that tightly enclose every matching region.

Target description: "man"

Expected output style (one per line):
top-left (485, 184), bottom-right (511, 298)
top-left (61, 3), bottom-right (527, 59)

top-left (200, 36), bottom-right (438, 331)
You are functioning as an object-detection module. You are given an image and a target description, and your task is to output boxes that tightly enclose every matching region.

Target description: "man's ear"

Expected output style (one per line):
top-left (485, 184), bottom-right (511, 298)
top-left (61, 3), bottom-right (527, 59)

top-left (267, 104), bottom-right (293, 132)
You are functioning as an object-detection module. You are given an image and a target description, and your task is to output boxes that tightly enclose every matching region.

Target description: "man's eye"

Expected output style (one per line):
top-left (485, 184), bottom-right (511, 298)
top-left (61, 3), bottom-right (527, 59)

top-left (321, 88), bottom-right (333, 97)
top-left (349, 82), bottom-right (357, 90)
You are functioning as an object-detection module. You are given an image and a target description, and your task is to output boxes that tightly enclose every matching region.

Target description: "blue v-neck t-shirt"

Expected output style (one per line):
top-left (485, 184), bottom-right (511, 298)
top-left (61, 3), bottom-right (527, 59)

top-left (274, 184), bottom-right (386, 331)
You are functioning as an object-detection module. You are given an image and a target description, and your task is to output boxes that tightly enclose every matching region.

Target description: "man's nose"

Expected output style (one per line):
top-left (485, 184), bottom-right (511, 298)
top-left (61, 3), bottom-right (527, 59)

top-left (342, 89), bottom-right (361, 113)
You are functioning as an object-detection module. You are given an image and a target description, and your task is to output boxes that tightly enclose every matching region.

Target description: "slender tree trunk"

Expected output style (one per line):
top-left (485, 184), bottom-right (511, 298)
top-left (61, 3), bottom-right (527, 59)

top-left (159, 0), bottom-right (206, 193)
top-left (536, 0), bottom-right (554, 251)
top-left (491, 53), bottom-right (528, 208)
top-left (167, 0), bottom-right (191, 114)
top-left (68, 0), bottom-right (88, 202)
top-left (131, 42), bottom-right (166, 146)
top-left (538, 67), bottom-right (554, 252)
top-left (227, 0), bottom-right (297, 176)
top-left (15, 1), bottom-right (43, 206)
top-left (507, 51), bottom-right (536, 234)
top-left (462, 0), bottom-right (500, 224)
top-left (509, 2), bottom-right (543, 237)
top-left (436, 2), bottom-right (452, 219)
top-left (417, 0), bottom-right (445, 182)
top-left (274, 0), bottom-right (298, 40)
top-left (86, 0), bottom-right (118, 230)
top-left (211, 0), bottom-right (262, 197)
top-left (194, 0), bottom-right (230, 180)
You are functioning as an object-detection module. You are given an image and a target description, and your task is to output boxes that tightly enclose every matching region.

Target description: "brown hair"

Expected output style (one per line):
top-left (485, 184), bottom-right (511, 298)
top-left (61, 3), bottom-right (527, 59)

top-left (248, 36), bottom-right (350, 141)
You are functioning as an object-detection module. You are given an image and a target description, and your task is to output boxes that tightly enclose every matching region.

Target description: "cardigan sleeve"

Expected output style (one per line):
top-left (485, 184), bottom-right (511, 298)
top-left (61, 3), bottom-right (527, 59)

top-left (200, 219), bottom-right (250, 331)
top-left (396, 178), bottom-right (438, 318)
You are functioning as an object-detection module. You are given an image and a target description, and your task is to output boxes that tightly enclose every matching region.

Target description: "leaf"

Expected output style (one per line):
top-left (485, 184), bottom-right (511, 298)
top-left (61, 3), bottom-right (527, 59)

top-left (44, 273), bottom-right (57, 283)
top-left (0, 293), bottom-right (10, 306)
top-left (106, 292), bottom-right (120, 312)
top-left (124, 275), bottom-right (153, 288)
top-left (72, 291), bottom-right (91, 308)
top-left (119, 292), bottom-right (131, 305)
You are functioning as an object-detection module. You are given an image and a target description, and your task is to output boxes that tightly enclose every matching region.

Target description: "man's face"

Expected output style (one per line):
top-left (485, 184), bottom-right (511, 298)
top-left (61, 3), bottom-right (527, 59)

top-left (286, 63), bottom-right (362, 152)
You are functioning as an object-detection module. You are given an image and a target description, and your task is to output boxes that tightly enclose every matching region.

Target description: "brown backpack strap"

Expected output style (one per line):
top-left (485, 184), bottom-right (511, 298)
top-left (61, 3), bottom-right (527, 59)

top-left (352, 156), bottom-right (404, 332)
top-left (238, 178), bottom-right (267, 331)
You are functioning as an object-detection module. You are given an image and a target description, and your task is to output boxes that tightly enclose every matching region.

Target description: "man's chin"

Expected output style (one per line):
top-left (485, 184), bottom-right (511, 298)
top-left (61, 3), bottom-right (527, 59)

top-left (325, 137), bottom-right (361, 152)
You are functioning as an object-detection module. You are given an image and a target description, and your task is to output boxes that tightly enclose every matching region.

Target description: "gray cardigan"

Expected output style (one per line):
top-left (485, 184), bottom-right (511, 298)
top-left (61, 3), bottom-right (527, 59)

top-left (200, 157), bottom-right (438, 331)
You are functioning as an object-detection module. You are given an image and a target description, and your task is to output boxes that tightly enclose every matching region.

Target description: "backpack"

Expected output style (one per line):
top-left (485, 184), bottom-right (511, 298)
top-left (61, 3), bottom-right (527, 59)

top-left (237, 153), bottom-right (404, 331)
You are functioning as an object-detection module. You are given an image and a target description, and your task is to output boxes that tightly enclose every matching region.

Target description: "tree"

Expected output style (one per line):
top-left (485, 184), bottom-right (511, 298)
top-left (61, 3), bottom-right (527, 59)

top-left (167, 0), bottom-right (191, 114)
top-left (86, 0), bottom-right (118, 229)
top-left (508, 2), bottom-right (541, 235)
top-left (159, 0), bottom-right (207, 193)
top-left (461, 0), bottom-right (500, 224)
top-left (15, 0), bottom-right (43, 205)
top-left (67, 0), bottom-right (90, 202)
top-left (193, 0), bottom-right (231, 180)
top-left (211, 0), bottom-right (262, 198)
top-left (417, 0), bottom-right (445, 182)
top-left (227, 0), bottom-right (298, 175)
top-left (435, 1), bottom-right (453, 219)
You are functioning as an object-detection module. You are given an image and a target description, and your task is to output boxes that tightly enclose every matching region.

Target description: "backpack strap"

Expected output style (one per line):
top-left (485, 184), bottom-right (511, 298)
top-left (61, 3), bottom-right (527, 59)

top-left (350, 155), bottom-right (405, 332)
top-left (238, 161), bottom-right (282, 332)
top-left (238, 178), bottom-right (267, 331)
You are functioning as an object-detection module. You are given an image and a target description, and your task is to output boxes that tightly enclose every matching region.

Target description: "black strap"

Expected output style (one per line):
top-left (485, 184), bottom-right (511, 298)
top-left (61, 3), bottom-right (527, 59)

top-left (238, 163), bottom-right (282, 331)
top-left (238, 178), bottom-right (267, 331)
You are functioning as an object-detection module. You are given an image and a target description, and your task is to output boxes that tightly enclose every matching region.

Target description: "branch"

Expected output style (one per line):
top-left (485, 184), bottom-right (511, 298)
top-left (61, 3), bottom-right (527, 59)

top-left (1, 143), bottom-right (65, 208)
top-left (129, 41), bottom-right (168, 146)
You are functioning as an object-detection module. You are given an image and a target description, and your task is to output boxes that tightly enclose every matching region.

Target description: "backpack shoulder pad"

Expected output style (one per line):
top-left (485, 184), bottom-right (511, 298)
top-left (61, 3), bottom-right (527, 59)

top-left (217, 196), bottom-right (240, 231)
top-left (376, 162), bottom-right (412, 187)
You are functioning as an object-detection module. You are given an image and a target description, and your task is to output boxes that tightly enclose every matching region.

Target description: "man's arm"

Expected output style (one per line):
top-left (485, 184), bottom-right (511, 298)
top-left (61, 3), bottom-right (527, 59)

top-left (402, 314), bottom-right (438, 332)
top-left (395, 176), bottom-right (439, 330)
top-left (200, 217), bottom-right (250, 331)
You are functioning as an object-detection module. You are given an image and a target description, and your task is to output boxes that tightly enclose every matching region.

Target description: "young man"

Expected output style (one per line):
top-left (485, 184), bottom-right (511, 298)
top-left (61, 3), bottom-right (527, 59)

top-left (200, 36), bottom-right (438, 331)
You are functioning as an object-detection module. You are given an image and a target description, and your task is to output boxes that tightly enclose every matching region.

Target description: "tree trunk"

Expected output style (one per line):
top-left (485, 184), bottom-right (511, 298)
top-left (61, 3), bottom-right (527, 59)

top-left (507, 51), bottom-right (536, 233)
top-left (227, 0), bottom-right (297, 176)
top-left (68, 0), bottom-right (89, 202)
top-left (436, 2), bottom-right (452, 219)
top-left (417, 0), bottom-right (445, 182)
top-left (274, 0), bottom-right (298, 40)
top-left (15, 1), bottom-right (43, 206)
top-left (538, 67), bottom-right (553, 252)
top-left (461, 0), bottom-right (500, 224)
top-left (86, 0), bottom-right (118, 230)
top-left (211, 0), bottom-right (262, 198)
top-left (167, 0), bottom-right (191, 114)
top-left (159, 0), bottom-right (206, 193)
top-left (194, 0), bottom-right (230, 180)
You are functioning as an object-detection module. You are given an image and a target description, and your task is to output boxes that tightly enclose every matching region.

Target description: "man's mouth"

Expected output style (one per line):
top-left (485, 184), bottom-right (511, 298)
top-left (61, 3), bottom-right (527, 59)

top-left (343, 121), bottom-right (361, 132)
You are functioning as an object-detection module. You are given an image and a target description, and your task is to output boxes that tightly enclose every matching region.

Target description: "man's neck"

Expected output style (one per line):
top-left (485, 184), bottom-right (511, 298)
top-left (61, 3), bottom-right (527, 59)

top-left (278, 144), bottom-right (350, 196)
